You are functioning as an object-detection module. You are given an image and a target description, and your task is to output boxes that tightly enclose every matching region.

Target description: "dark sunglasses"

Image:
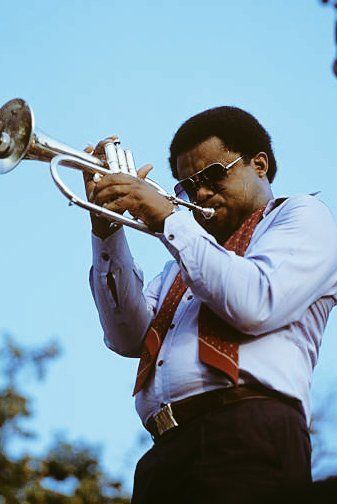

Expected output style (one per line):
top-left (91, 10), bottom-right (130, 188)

top-left (174, 155), bottom-right (243, 202)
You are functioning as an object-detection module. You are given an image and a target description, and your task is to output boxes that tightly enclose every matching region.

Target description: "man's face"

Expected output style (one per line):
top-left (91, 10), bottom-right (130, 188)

top-left (176, 136), bottom-right (267, 242)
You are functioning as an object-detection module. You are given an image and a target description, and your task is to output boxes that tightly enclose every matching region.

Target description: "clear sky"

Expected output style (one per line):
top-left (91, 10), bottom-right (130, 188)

top-left (1, 0), bottom-right (337, 491)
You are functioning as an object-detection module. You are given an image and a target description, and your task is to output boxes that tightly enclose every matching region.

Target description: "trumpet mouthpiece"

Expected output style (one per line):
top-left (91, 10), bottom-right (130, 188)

top-left (201, 207), bottom-right (215, 220)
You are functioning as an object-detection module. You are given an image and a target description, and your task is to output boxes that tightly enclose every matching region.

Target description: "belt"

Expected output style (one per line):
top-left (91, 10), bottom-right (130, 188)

top-left (145, 384), bottom-right (303, 441)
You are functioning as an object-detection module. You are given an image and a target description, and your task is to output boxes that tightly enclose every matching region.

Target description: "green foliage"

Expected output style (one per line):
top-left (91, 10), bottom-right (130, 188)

top-left (0, 334), bottom-right (131, 503)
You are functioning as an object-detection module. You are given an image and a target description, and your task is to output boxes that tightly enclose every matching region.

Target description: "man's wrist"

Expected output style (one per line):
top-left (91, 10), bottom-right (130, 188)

top-left (91, 215), bottom-right (121, 240)
top-left (150, 205), bottom-right (178, 233)
top-left (92, 225), bottom-right (121, 240)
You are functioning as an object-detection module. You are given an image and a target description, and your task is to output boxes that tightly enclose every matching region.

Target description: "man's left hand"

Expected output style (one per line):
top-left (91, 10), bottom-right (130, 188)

top-left (93, 168), bottom-right (175, 232)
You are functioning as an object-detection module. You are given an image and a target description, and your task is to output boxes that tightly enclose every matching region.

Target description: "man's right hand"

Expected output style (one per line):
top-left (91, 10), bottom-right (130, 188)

top-left (83, 137), bottom-right (153, 240)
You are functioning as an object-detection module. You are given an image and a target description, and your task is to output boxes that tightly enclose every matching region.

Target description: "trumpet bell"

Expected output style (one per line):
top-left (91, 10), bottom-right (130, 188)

top-left (0, 98), bottom-right (105, 175)
top-left (0, 98), bottom-right (34, 174)
top-left (0, 97), bottom-right (215, 235)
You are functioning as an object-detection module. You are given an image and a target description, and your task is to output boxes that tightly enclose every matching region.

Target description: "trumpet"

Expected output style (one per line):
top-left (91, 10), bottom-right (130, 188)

top-left (0, 98), bottom-right (215, 236)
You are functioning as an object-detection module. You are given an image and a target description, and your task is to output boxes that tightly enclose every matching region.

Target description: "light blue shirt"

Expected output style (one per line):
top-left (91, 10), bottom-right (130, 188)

top-left (90, 195), bottom-right (337, 425)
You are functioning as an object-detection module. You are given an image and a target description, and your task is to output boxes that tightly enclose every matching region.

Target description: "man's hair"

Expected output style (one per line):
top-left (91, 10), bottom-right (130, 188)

top-left (169, 106), bottom-right (277, 182)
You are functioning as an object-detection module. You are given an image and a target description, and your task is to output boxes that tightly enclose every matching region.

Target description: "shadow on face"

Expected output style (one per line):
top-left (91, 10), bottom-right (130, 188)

top-left (176, 136), bottom-right (272, 242)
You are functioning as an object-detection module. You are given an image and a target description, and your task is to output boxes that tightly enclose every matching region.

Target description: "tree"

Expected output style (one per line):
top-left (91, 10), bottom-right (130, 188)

top-left (0, 333), bottom-right (131, 503)
top-left (319, 0), bottom-right (337, 77)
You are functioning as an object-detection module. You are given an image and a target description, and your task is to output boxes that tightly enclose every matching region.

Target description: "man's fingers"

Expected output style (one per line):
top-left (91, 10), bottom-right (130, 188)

top-left (95, 183), bottom-right (135, 205)
top-left (82, 145), bottom-right (95, 185)
top-left (94, 173), bottom-right (137, 195)
top-left (102, 195), bottom-right (133, 215)
top-left (87, 181), bottom-right (97, 202)
top-left (137, 164), bottom-right (153, 180)
top-left (93, 135), bottom-right (119, 157)
top-left (82, 142), bottom-right (153, 210)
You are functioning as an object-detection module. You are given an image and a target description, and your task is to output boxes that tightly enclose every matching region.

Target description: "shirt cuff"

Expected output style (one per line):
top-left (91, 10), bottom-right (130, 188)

top-left (161, 210), bottom-right (217, 254)
top-left (91, 228), bottom-right (134, 273)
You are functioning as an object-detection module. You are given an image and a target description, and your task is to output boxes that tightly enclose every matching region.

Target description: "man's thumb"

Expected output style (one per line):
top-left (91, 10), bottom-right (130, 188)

top-left (137, 164), bottom-right (153, 179)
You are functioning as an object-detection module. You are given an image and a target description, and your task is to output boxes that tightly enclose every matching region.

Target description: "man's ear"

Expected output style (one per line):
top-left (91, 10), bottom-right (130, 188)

top-left (252, 152), bottom-right (269, 178)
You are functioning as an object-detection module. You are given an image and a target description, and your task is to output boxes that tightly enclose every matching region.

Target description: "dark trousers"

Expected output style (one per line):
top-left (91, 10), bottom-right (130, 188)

top-left (131, 398), bottom-right (312, 504)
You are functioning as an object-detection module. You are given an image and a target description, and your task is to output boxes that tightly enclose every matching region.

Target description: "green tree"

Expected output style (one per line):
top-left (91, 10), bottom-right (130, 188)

top-left (0, 334), bottom-right (130, 503)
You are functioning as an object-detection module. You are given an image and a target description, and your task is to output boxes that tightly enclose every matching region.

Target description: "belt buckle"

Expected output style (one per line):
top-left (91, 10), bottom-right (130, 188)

top-left (154, 403), bottom-right (178, 436)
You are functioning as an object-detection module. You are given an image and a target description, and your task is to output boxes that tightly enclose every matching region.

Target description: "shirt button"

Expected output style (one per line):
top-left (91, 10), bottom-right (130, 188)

top-left (158, 360), bottom-right (164, 367)
top-left (168, 234), bottom-right (175, 241)
top-left (187, 295), bottom-right (193, 300)
top-left (169, 323), bottom-right (175, 329)
top-left (101, 253), bottom-right (109, 261)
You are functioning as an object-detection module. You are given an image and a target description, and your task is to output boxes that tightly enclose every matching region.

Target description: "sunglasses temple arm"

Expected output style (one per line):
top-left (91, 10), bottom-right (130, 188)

top-left (165, 195), bottom-right (215, 220)
top-left (165, 158), bottom-right (243, 220)
top-left (226, 155), bottom-right (244, 170)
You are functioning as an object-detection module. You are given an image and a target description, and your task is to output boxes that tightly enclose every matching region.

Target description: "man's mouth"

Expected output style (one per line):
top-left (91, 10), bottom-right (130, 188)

top-left (207, 203), bottom-right (220, 212)
top-left (198, 197), bottom-right (218, 209)
top-left (198, 204), bottom-right (220, 222)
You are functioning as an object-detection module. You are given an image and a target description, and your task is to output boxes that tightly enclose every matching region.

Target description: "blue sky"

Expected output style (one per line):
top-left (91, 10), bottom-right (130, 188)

top-left (1, 0), bottom-right (337, 491)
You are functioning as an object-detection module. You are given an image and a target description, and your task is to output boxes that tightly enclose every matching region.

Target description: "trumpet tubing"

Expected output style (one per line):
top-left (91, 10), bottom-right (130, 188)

top-left (0, 98), bottom-right (215, 235)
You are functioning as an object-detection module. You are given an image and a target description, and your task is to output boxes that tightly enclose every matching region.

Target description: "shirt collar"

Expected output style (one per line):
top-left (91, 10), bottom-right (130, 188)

top-left (263, 192), bottom-right (321, 218)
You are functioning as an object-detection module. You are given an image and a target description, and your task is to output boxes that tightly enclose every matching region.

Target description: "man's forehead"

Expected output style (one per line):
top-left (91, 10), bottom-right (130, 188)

top-left (176, 136), bottom-right (231, 178)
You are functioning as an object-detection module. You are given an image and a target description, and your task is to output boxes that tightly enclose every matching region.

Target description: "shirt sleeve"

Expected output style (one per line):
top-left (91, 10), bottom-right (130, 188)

top-left (161, 196), bottom-right (337, 336)
top-left (90, 228), bottom-right (163, 357)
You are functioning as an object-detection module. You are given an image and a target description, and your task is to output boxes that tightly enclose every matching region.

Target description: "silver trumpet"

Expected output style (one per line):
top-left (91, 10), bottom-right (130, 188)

top-left (0, 98), bottom-right (215, 236)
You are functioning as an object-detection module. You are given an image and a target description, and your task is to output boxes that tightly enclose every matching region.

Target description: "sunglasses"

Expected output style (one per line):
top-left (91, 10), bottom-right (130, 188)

top-left (174, 155), bottom-right (243, 202)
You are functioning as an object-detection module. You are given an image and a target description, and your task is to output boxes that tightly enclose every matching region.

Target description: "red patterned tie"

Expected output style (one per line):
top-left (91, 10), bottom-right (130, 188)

top-left (133, 206), bottom-right (265, 396)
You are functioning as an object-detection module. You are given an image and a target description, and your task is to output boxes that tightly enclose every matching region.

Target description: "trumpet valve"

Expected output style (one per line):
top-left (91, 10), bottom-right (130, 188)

top-left (104, 141), bottom-right (121, 173)
top-left (115, 145), bottom-right (129, 173)
top-left (125, 149), bottom-right (137, 177)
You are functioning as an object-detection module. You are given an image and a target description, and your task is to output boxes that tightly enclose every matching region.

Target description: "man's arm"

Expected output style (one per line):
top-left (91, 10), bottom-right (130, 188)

top-left (83, 140), bottom-right (170, 357)
top-left (161, 195), bottom-right (337, 335)
top-left (90, 227), bottom-right (163, 357)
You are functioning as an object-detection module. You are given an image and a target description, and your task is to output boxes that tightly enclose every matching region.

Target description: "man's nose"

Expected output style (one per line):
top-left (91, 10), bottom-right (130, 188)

top-left (195, 184), bottom-right (214, 203)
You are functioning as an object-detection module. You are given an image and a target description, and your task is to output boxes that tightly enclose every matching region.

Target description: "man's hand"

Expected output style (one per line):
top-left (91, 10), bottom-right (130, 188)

top-left (93, 171), bottom-right (175, 233)
top-left (83, 137), bottom-right (175, 238)
top-left (83, 138), bottom-right (116, 240)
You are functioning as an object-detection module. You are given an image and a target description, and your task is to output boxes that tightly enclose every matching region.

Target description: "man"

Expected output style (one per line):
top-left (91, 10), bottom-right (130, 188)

top-left (86, 107), bottom-right (337, 503)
